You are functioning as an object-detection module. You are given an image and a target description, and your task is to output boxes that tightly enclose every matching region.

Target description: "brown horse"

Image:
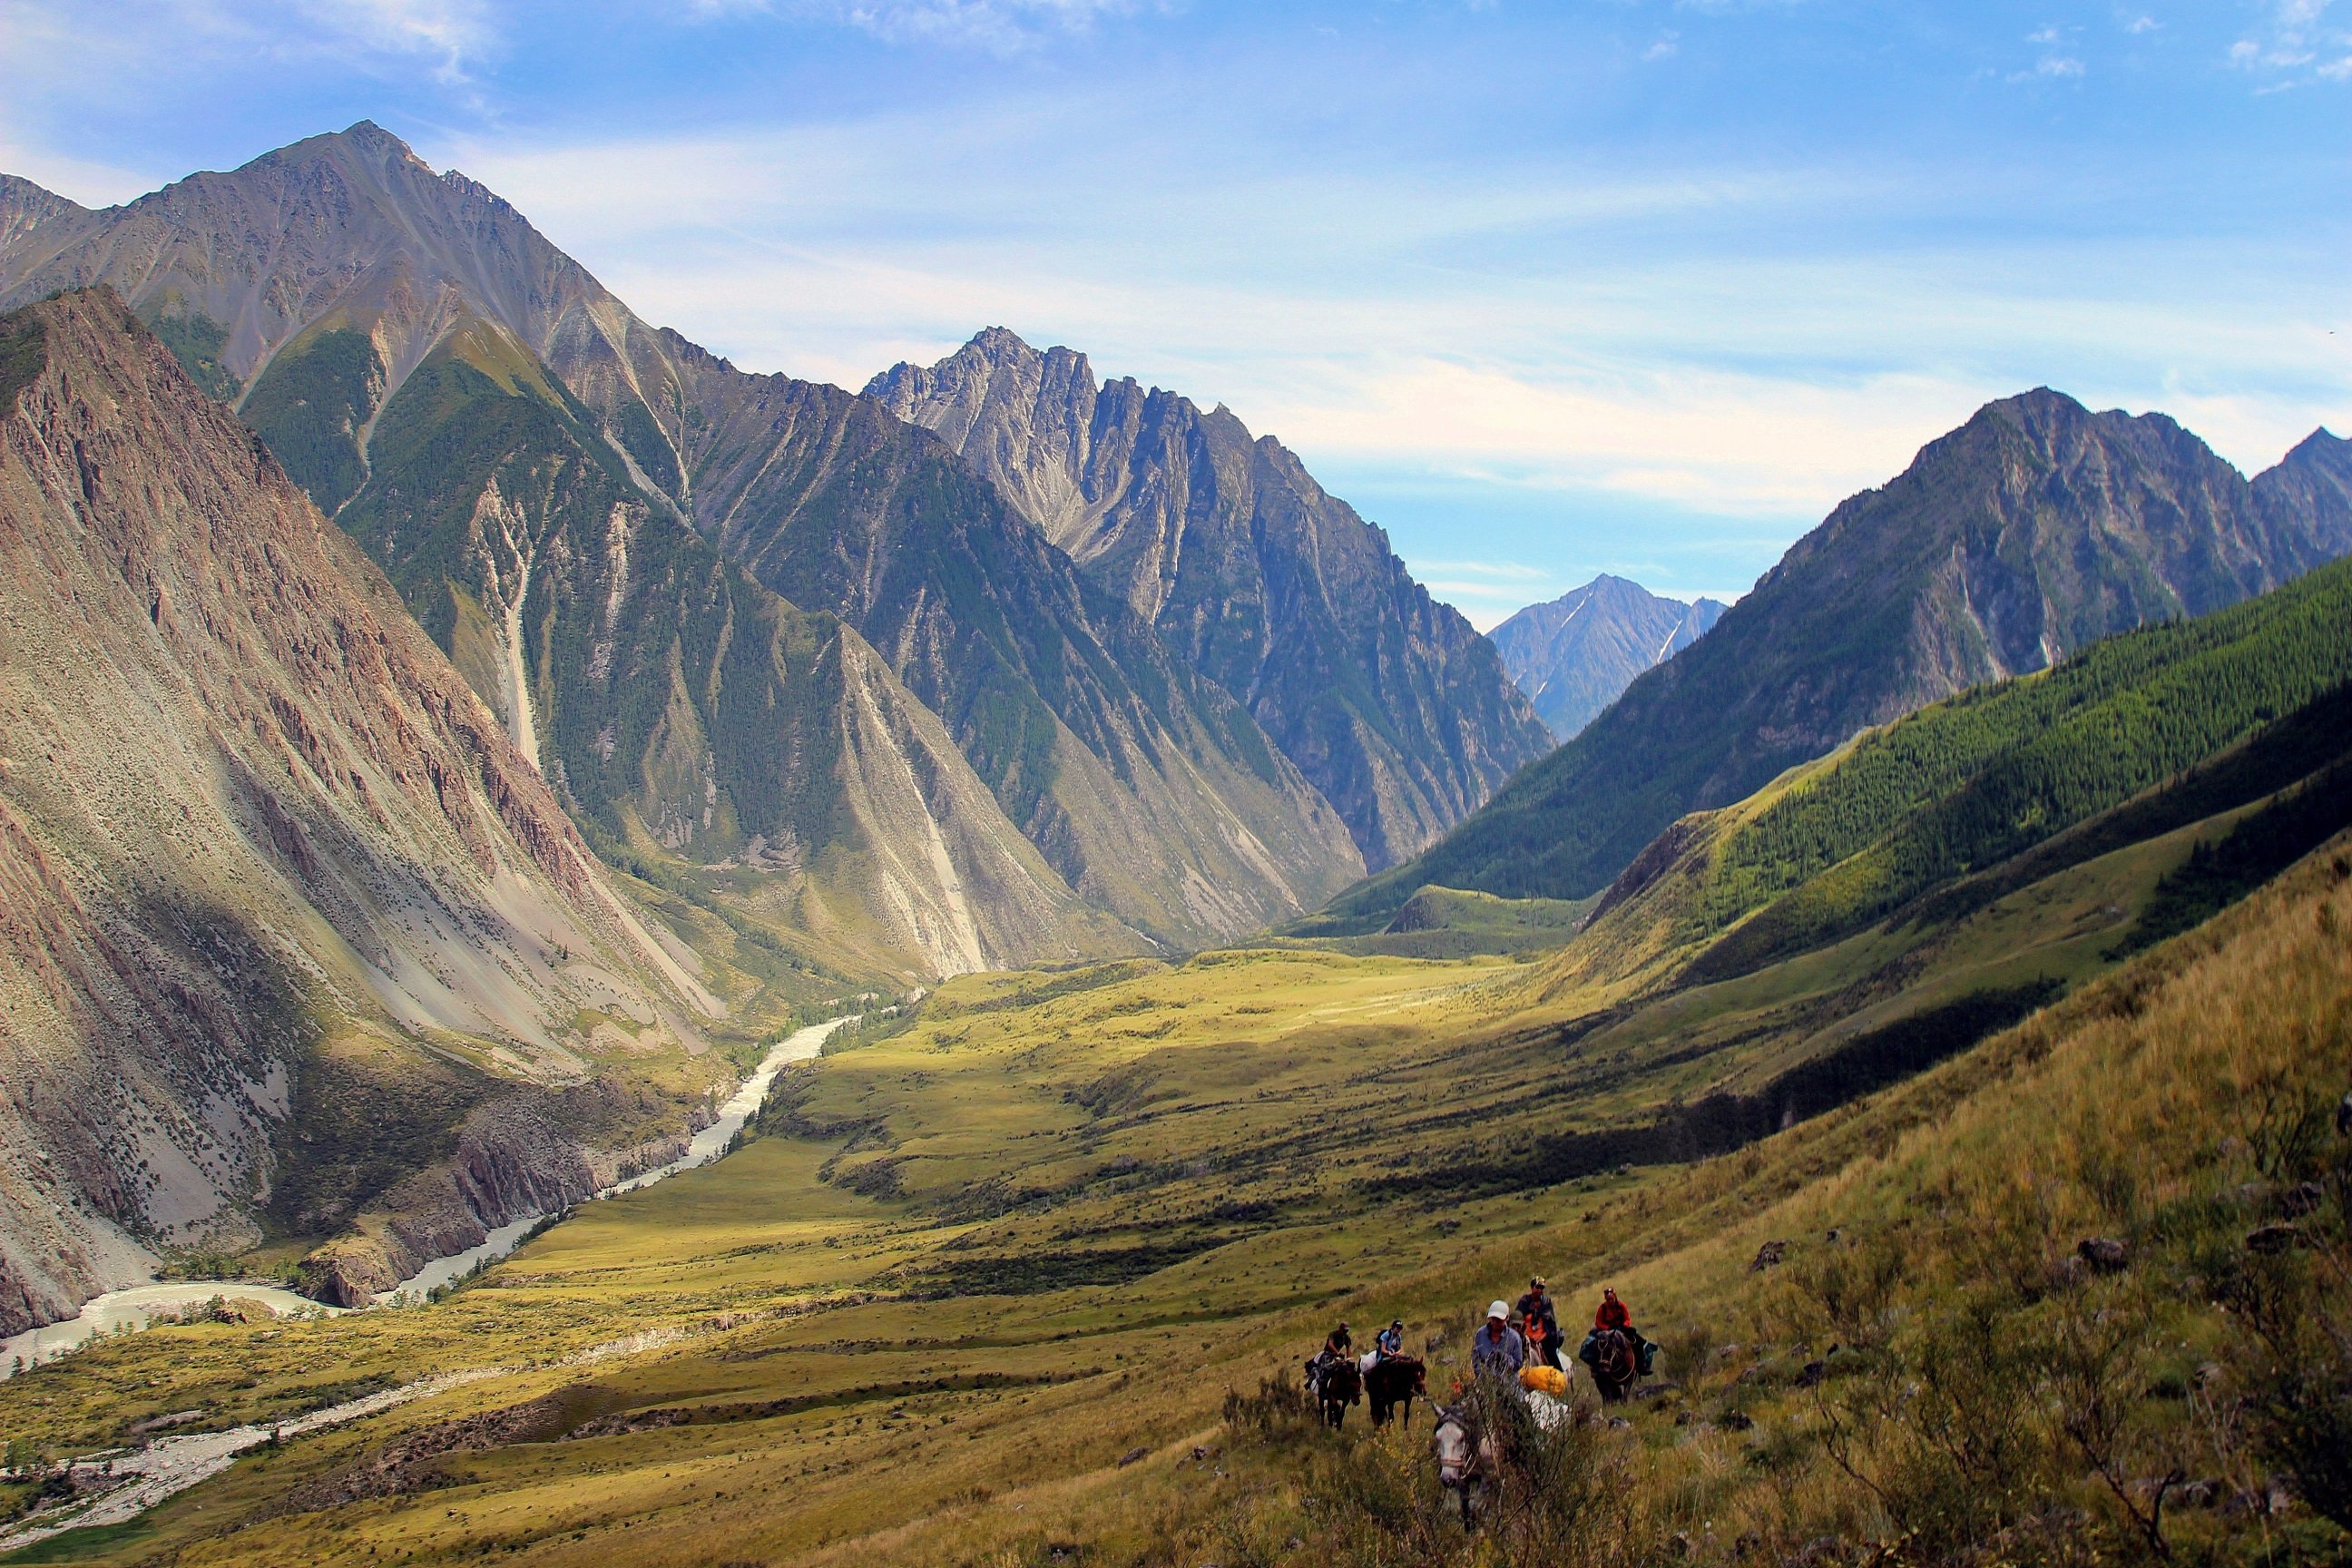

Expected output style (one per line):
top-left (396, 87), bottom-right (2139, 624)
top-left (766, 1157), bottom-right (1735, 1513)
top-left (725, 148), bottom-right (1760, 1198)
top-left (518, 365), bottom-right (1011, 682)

top-left (1316, 1356), bottom-right (1362, 1428)
top-left (1585, 1328), bottom-right (1638, 1402)
top-left (1366, 1355), bottom-right (1426, 1428)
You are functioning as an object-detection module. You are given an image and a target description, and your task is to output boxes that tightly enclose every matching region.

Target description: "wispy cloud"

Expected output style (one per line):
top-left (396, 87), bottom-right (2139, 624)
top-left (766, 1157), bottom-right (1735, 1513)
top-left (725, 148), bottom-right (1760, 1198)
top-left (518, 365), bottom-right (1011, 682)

top-left (686, 0), bottom-right (1148, 52)
top-left (297, 0), bottom-right (496, 81)
top-left (436, 99), bottom-right (2350, 525)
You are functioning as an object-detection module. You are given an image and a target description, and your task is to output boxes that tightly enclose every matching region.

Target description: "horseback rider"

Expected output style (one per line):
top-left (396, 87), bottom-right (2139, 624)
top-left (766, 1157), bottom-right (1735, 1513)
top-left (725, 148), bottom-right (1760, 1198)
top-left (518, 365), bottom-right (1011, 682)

top-left (1307, 1319), bottom-right (1353, 1395)
top-left (1375, 1318), bottom-right (1405, 1359)
top-left (1579, 1286), bottom-right (1655, 1377)
top-left (1515, 1277), bottom-right (1562, 1369)
top-left (1470, 1299), bottom-right (1525, 1378)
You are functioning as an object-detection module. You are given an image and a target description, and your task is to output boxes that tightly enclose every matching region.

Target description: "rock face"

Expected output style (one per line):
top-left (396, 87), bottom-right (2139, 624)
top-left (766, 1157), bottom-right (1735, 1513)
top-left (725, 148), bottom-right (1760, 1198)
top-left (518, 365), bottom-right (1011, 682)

top-left (1328, 390), bottom-right (2352, 920)
top-left (0, 289), bottom-right (720, 1333)
top-left (867, 328), bottom-right (1553, 870)
top-left (1487, 575), bottom-right (1727, 741)
top-left (0, 123), bottom-right (1364, 956)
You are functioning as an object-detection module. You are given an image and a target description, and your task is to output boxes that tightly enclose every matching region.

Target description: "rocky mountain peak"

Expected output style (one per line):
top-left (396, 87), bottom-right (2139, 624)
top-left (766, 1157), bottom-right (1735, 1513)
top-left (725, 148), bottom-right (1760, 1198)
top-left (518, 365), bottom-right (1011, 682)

top-left (1344, 384), bottom-right (2352, 922)
top-left (0, 174), bottom-right (83, 250)
top-left (871, 330), bottom-right (1553, 868)
top-left (1489, 574), bottom-right (1728, 742)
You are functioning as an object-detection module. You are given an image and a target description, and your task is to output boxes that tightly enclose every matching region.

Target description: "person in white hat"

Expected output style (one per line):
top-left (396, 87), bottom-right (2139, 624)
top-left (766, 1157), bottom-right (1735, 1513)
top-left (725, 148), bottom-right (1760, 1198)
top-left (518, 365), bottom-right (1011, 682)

top-left (1470, 1298), bottom-right (1524, 1378)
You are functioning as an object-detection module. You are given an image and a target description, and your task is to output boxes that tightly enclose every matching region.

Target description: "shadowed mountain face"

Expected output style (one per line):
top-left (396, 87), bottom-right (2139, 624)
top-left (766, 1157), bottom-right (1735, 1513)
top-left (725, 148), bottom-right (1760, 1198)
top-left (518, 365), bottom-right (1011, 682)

top-left (1487, 575), bottom-right (1727, 741)
top-left (866, 328), bottom-right (1553, 870)
top-left (1323, 389), bottom-right (2352, 924)
top-left (0, 290), bottom-right (726, 1331)
top-left (0, 124), bottom-right (1365, 956)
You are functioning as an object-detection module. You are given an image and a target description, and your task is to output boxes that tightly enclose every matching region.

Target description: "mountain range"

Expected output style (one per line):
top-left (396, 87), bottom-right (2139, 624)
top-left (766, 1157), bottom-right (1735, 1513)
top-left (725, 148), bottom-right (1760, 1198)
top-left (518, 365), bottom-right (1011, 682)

top-left (1324, 387), bottom-right (2352, 926)
top-left (1486, 574), bottom-right (1727, 740)
top-left (0, 122), bottom-right (1548, 973)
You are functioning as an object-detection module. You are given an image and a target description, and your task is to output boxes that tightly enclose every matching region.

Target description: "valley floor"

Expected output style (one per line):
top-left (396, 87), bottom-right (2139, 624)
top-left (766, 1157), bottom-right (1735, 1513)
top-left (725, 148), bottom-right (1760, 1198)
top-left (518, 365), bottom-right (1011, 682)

top-left (1, 833), bottom-right (2347, 1567)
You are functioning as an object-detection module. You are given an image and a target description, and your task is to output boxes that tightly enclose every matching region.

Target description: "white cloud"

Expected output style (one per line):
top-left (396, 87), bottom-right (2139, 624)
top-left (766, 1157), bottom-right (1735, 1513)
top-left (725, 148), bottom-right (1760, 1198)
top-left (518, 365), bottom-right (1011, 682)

top-left (429, 109), bottom-right (2352, 523)
top-left (2227, 0), bottom-right (2349, 76)
top-left (1644, 31), bottom-right (1679, 60)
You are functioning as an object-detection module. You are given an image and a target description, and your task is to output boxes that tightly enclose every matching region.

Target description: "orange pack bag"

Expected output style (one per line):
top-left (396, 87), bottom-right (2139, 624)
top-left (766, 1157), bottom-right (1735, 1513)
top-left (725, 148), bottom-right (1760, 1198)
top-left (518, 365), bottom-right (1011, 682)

top-left (1519, 1363), bottom-right (1568, 1396)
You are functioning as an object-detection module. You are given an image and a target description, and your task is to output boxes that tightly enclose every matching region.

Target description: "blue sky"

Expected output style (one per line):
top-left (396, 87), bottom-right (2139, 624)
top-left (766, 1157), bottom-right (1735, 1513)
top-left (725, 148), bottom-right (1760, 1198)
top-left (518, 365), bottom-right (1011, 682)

top-left (6, 2), bottom-right (2348, 625)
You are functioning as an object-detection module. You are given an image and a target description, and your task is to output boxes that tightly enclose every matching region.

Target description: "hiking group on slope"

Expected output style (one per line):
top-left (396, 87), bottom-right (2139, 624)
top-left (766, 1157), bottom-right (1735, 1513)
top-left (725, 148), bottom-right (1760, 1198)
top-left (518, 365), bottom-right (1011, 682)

top-left (1306, 1278), bottom-right (1662, 1526)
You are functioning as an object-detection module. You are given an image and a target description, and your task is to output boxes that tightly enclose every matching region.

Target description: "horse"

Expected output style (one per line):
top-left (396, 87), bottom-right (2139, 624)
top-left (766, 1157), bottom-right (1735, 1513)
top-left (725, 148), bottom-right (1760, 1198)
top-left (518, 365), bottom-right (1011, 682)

top-left (1584, 1327), bottom-right (1639, 1403)
top-left (1365, 1354), bottom-right (1426, 1428)
top-left (1432, 1408), bottom-right (1496, 1530)
top-left (1315, 1355), bottom-right (1363, 1427)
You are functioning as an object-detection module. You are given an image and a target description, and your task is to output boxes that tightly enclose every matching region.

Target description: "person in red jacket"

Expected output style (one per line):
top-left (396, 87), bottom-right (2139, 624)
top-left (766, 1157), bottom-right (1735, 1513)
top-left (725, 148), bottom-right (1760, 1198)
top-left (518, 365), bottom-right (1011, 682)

top-left (1580, 1286), bottom-right (1657, 1377)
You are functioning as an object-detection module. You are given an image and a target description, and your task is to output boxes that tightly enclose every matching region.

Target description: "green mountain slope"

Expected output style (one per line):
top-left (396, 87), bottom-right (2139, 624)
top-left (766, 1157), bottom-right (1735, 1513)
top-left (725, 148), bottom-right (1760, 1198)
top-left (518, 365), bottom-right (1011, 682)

top-left (1326, 388), bottom-right (2352, 926)
top-left (324, 327), bottom-right (1145, 980)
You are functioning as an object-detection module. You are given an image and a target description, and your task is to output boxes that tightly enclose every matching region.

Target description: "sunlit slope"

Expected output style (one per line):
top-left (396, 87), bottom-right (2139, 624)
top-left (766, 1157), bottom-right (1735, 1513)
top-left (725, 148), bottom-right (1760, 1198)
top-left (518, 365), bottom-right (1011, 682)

top-left (334, 330), bottom-right (1144, 982)
top-left (5, 815), bottom-right (2343, 1566)
top-left (1523, 552), bottom-right (2352, 1004)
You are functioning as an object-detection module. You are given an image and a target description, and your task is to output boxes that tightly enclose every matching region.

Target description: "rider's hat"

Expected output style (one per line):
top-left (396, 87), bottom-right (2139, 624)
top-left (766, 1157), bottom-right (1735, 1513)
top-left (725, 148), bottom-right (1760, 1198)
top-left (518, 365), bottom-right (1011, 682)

top-left (1486, 1299), bottom-right (1510, 1320)
top-left (1530, 1276), bottom-right (1546, 1289)
top-left (1391, 1318), bottom-right (1404, 1328)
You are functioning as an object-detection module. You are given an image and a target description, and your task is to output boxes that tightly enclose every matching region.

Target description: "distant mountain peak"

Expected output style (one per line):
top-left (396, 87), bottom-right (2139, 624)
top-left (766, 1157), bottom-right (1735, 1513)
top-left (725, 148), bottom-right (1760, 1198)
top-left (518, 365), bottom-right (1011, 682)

top-left (1490, 575), bottom-right (1728, 742)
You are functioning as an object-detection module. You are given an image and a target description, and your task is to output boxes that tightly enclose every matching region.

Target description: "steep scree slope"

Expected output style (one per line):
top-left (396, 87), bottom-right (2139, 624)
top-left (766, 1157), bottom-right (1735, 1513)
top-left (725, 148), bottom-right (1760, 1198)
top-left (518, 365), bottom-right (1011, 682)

top-left (0, 290), bottom-right (720, 1329)
top-left (0, 124), bottom-right (1365, 951)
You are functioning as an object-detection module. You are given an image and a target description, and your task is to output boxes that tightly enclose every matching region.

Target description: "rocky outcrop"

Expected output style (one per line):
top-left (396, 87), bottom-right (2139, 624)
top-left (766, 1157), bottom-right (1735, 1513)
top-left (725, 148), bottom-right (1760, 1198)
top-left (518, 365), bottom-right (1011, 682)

top-left (1488, 575), bottom-right (1726, 741)
top-left (868, 328), bottom-right (1554, 869)
top-left (0, 289), bottom-right (720, 1334)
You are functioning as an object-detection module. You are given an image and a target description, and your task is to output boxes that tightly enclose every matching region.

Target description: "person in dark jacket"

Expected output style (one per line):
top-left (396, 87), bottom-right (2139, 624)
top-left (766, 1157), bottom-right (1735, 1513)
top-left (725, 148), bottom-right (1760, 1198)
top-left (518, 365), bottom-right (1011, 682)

top-left (1515, 1278), bottom-right (1562, 1369)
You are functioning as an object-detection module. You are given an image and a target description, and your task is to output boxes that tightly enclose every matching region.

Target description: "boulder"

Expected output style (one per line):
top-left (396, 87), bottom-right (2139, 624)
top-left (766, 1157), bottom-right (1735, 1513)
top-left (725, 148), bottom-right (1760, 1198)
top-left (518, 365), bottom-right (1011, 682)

top-left (2076, 1237), bottom-right (2131, 1274)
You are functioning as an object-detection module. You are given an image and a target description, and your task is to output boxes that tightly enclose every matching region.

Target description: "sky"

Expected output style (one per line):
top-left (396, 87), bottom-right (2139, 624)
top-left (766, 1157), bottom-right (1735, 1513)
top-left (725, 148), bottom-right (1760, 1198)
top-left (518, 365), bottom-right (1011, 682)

top-left (5, 2), bottom-right (2349, 627)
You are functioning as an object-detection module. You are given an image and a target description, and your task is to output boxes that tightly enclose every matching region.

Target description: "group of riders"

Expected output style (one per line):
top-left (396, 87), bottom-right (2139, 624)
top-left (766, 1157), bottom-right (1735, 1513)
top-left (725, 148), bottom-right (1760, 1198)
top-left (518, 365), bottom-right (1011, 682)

top-left (1307, 1277), bottom-right (1657, 1405)
top-left (1304, 1278), bottom-right (1661, 1524)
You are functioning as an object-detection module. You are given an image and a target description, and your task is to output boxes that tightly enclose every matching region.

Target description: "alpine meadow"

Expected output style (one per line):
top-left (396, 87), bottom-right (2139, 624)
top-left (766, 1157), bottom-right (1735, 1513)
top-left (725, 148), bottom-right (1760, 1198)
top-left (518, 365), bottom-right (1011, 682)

top-left (0, 6), bottom-right (2347, 1567)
